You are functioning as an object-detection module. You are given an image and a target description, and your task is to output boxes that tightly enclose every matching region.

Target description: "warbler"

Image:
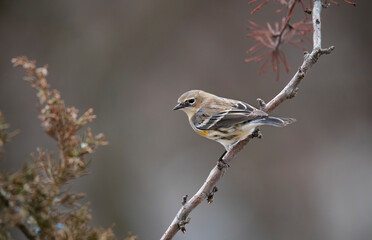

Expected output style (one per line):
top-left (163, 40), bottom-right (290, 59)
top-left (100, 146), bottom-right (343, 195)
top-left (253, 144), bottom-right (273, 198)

top-left (173, 90), bottom-right (295, 152)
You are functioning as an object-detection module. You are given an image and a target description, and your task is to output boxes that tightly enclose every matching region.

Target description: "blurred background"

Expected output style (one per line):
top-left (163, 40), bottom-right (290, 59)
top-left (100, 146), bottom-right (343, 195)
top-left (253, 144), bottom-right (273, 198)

top-left (0, 1), bottom-right (371, 239)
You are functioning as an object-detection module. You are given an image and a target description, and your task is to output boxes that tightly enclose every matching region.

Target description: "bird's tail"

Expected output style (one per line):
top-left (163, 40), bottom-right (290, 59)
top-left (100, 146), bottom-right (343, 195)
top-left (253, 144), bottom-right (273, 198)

top-left (251, 116), bottom-right (296, 127)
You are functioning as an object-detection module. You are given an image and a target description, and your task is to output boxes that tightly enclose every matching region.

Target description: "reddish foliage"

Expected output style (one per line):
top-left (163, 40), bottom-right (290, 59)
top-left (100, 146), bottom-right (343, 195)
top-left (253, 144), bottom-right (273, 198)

top-left (245, 19), bottom-right (312, 80)
top-left (249, 0), bottom-right (355, 14)
top-left (249, 0), bottom-right (311, 15)
top-left (247, 0), bottom-right (355, 80)
top-left (325, 0), bottom-right (356, 6)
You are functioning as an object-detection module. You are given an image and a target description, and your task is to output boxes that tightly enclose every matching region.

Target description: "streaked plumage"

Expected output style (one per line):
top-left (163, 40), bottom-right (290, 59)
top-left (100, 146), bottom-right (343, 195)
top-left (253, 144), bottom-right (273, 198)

top-left (173, 90), bottom-right (295, 150)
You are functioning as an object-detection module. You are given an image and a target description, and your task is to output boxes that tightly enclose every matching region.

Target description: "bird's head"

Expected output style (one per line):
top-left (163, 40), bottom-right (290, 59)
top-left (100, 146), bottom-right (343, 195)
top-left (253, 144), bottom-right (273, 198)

top-left (173, 90), bottom-right (207, 117)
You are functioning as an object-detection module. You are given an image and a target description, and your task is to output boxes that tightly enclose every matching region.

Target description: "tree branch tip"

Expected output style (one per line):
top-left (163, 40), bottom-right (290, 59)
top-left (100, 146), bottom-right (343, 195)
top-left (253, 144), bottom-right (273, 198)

top-left (257, 98), bottom-right (266, 109)
top-left (304, 8), bottom-right (312, 14)
top-left (297, 68), bottom-right (305, 78)
top-left (303, 51), bottom-right (310, 59)
top-left (207, 186), bottom-right (218, 204)
top-left (182, 195), bottom-right (188, 206)
top-left (320, 46), bottom-right (335, 54)
top-left (217, 160), bottom-right (230, 170)
top-left (178, 217), bottom-right (191, 233)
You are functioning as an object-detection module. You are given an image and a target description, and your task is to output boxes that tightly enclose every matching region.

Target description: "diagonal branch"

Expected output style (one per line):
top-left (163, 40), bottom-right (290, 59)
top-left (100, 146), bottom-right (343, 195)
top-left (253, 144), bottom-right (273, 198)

top-left (160, 1), bottom-right (334, 239)
top-left (261, 0), bottom-right (334, 113)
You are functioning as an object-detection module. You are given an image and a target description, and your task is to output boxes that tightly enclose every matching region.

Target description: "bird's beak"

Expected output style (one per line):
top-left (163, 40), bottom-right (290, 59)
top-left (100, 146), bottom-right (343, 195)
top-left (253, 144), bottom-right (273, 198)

top-left (173, 103), bottom-right (184, 110)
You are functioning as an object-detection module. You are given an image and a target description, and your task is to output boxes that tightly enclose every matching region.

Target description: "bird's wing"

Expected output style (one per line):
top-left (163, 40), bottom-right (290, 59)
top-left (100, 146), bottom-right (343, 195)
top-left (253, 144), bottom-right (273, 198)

top-left (194, 100), bottom-right (267, 130)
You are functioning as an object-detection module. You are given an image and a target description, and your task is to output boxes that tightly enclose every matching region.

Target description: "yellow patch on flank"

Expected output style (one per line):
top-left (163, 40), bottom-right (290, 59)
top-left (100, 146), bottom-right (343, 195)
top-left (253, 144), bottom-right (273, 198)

top-left (198, 130), bottom-right (209, 136)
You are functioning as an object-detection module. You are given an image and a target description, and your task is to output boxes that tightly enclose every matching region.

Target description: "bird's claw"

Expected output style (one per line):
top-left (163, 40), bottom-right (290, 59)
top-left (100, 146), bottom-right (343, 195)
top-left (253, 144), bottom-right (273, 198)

top-left (217, 158), bottom-right (230, 170)
top-left (250, 128), bottom-right (263, 139)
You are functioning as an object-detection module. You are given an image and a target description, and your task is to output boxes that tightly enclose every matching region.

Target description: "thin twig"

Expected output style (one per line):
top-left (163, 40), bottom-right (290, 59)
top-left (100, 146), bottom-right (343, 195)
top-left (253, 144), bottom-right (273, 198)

top-left (160, 1), bottom-right (334, 239)
top-left (274, 1), bottom-right (297, 51)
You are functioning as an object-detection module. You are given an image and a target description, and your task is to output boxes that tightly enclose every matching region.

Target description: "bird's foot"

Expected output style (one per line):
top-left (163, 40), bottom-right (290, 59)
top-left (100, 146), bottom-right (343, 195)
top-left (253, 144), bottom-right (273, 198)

top-left (217, 151), bottom-right (229, 170)
top-left (250, 128), bottom-right (263, 139)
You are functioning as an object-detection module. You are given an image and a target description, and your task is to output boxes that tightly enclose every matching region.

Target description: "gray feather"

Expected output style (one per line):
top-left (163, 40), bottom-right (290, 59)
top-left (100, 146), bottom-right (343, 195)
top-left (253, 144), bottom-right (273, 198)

top-left (250, 117), bottom-right (296, 127)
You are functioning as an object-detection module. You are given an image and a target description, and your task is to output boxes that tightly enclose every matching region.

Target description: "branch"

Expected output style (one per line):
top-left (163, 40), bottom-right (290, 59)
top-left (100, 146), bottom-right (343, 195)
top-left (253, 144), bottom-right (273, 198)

top-left (261, 0), bottom-right (334, 113)
top-left (0, 188), bottom-right (38, 240)
top-left (160, 1), bottom-right (334, 239)
top-left (274, 1), bottom-right (297, 51)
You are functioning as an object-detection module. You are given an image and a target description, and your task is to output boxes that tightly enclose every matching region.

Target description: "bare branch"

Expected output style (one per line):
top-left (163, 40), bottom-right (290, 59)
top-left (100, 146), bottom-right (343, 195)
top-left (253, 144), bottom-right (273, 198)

top-left (161, 1), bottom-right (334, 239)
top-left (313, 0), bottom-right (323, 50)
top-left (181, 195), bottom-right (188, 206)
top-left (160, 135), bottom-right (255, 240)
top-left (262, 0), bottom-right (334, 113)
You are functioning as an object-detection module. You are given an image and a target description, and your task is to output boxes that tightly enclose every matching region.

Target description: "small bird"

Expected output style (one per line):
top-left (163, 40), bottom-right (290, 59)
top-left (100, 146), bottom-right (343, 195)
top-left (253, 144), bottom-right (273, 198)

top-left (173, 90), bottom-right (295, 153)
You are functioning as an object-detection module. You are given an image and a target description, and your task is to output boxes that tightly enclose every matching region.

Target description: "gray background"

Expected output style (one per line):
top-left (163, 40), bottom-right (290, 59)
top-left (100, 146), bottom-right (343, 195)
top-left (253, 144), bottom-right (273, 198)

top-left (1, 1), bottom-right (371, 240)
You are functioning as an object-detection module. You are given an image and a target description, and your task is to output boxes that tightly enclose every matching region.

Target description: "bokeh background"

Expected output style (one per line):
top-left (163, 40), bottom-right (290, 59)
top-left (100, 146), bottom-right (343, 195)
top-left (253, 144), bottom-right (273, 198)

top-left (1, 1), bottom-right (371, 240)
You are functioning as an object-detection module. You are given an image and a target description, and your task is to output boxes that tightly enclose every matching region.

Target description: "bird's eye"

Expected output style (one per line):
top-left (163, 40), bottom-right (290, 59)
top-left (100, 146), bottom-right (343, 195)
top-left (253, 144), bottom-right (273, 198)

top-left (186, 98), bottom-right (195, 105)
